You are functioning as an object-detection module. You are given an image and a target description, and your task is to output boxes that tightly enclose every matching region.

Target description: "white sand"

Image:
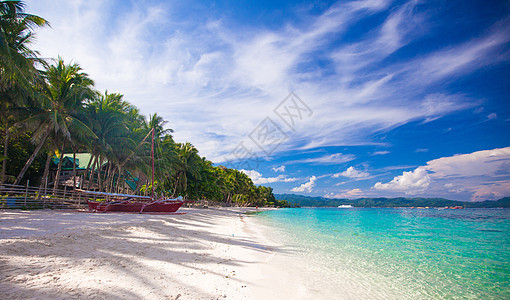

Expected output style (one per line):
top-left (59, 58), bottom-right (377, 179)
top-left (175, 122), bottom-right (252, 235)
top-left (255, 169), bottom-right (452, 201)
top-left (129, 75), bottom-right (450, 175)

top-left (0, 208), bottom-right (311, 299)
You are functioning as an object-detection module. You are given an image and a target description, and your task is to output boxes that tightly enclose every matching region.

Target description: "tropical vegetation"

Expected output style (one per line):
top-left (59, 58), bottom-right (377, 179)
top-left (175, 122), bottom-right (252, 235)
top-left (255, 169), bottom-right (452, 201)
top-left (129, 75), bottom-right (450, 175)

top-left (0, 1), bottom-right (276, 207)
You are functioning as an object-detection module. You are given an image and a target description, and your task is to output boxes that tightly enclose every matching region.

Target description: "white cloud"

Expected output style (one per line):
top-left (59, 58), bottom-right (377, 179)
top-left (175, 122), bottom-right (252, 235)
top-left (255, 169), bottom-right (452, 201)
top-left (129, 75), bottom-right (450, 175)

top-left (424, 147), bottom-right (510, 200)
top-left (470, 181), bottom-right (510, 202)
top-left (26, 1), bottom-right (510, 163)
top-left (291, 176), bottom-right (317, 193)
top-left (333, 166), bottom-right (370, 178)
top-left (373, 167), bottom-right (431, 194)
top-left (240, 169), bottom-right (297, 185)
top-left (415, 148), bottom-right (429, 153)
top-left (374, 147), bottom-right (510, 200)
top-left (444, 183), bottom-right (465, 193)
top-left (295, 153), bottom-right (356, 165)
top-left (272, 165), bottom-right (286, 172)
top-left (325, 188), bottom-right (364, 199)
top-left (371, 151), bottom-right (390, 155)
top-left (425, 147), bottom-right (510, 179)
top-left (487, 113), bottom-right (497, 120)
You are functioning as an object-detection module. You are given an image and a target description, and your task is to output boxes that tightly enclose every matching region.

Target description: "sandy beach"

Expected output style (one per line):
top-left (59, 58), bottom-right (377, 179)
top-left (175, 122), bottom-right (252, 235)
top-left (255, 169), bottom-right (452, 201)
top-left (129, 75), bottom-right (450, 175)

top-left (0, 208), bottom-right (308, 299)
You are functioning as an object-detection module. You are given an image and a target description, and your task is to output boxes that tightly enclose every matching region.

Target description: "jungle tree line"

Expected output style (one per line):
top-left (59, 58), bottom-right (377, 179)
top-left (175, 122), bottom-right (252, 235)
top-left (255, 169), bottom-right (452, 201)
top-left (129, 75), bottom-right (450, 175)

top-left (0, 1), bottom-right (281, 207)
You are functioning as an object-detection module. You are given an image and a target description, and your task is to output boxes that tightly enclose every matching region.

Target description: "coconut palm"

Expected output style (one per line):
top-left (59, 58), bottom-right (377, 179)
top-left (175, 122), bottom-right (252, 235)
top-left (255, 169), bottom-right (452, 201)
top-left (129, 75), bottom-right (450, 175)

top-left (13, 57), bottom-right (95, 185)
top-left (0, 0), bottom-right (48, 86)
top-left (0, 0), bottom-right (47, 183)
top-left (84, 91), bottom-right (153, 193)
top-left (171, 142), bottom-right (203, 197)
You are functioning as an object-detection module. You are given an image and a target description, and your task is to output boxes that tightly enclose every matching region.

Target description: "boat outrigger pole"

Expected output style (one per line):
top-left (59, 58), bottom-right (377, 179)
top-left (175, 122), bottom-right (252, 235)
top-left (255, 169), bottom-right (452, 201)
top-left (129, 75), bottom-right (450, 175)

top-left (151, 128), bottom-right (155, 199)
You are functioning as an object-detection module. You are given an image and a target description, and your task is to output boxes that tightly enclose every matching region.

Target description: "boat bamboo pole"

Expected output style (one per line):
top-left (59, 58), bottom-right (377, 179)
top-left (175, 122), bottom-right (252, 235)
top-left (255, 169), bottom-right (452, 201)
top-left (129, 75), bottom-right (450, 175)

top-left (151, 129), bottom-right (155, 199)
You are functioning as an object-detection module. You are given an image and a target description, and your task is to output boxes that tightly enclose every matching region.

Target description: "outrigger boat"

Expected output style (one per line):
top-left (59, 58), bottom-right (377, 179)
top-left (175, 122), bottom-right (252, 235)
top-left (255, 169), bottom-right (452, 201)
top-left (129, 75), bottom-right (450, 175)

top-left (85, 191), bottom-right (186, 213)
top-left (85, 128), bottom-right (188, 213)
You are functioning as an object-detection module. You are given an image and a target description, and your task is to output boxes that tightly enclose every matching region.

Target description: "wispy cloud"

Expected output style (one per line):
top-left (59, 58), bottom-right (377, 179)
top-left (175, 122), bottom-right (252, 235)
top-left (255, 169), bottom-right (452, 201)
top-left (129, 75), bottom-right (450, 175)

top-left (487, 113), bottom-right (497, 120)
top-left (371, 151), bottom-right (390, 156)
top-left (28, 0), bottom-right (510, 165)
top-left (325, 188), bottom-right (364, 199)
top-left (291, 153), bottom-right (356, 165)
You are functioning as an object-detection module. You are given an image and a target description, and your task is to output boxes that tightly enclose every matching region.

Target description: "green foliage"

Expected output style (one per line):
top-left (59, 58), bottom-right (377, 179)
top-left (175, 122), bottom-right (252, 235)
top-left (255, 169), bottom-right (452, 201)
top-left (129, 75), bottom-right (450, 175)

top-left (0, 130), bottom-right (45, 184)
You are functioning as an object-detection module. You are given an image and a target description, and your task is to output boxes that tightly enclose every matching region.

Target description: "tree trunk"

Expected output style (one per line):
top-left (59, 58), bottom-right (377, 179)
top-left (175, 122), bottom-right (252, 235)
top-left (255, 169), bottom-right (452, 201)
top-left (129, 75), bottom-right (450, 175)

top-left (103, 163), bottom-right (111, 192)
top-left (39, 152), bottom-right (52, 194)
top-left (116, 167), bottom-right (123, 193)
top-left (96, 158), bottom-right (102, 191)
top-left (85, 153), bottom-right (93, 180)
top-left (87, 154), bottom-right (97, 190)
top-left (53, 140), bottom-right (66, 194)
top-left (1, 120), bottom-right (8, 184)
top-left (14, 128), bottom-right (51, 185)
top-left (172, 172), bottom-right (182, 198)
top-left (110, 165), bottom-right (117, 193)
top-left (104, 162), bottom-right (113, 192)
top-left (108, 167), bottom-right (116, 193)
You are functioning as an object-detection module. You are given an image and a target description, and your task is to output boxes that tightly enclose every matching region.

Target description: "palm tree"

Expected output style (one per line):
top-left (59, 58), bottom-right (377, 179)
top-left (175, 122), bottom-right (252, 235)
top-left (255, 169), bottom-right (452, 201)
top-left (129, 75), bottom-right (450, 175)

top-left (0, 0), bottom-right (48, 86)
top-left (84, 91), bottom-right (154, 193)
top-left (147, 113), bottom-right (173, 140)
top-left (84, 91), bottom-right (127, 190)
top-left (0, 0), bottom-right (48, 183)
top-left (171, 142), bottom-right (203, 198)
top-left (14, 57), bottom-right (95, 185)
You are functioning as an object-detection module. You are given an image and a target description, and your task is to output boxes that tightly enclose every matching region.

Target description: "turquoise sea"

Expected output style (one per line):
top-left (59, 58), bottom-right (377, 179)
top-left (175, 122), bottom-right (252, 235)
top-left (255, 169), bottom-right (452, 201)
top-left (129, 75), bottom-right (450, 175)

top-left (258, 208), bottom-right (510, 299)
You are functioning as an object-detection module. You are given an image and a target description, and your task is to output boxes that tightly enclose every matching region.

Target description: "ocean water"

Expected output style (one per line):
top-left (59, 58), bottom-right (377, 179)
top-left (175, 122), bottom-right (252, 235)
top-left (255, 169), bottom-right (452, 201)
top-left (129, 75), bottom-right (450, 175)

top-left (257, 208), bottom-right (510, 299)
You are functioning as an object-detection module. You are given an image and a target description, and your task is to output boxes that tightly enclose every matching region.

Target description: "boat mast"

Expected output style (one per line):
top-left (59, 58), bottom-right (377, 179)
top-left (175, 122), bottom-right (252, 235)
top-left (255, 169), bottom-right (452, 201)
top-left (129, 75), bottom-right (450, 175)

top-left (151, 128), bottom-right (155, 199)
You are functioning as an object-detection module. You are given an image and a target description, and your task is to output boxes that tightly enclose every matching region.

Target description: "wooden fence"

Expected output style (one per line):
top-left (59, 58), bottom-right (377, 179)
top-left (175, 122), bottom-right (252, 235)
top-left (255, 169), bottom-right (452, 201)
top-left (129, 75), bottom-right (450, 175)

top-left (0, 183), bottom-right (244, 210)
top-left (0, 183), bottom-right (136, 210)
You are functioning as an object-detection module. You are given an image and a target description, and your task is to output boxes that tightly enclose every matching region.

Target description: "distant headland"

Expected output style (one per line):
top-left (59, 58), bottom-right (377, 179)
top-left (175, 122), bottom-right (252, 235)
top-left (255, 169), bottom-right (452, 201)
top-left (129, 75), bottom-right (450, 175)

top-left (275, 194), bottom-right (510, 208)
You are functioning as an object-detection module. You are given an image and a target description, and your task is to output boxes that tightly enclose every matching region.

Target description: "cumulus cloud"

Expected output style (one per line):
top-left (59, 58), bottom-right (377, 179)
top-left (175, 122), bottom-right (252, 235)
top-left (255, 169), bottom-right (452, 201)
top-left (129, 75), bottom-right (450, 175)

top-left (240, 169), bottom-right (297, 185)
top-left (374, 147), bottom-right (510, 200)
top-left (333, 166), bottom-right (370, 178)
top-left (424, 147), bottom-right (510, 200)
top-left (373, 167), bottom-right (431, 194)
top-left (425, 147), bottom-right (510, 179)
top-left (291, 176), bottom-right (317, 193)
top-left (272, 165), bottom-right (286, 172)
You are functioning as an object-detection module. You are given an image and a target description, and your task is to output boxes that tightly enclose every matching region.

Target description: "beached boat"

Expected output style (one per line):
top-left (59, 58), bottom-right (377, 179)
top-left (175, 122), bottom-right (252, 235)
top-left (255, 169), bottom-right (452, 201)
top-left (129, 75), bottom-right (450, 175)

top-left (338, 205), bottom-right (353, 208)
top-left (87, 196), bottom-right (185, 213)
top-left (85, 129), bottom-right (187, 213)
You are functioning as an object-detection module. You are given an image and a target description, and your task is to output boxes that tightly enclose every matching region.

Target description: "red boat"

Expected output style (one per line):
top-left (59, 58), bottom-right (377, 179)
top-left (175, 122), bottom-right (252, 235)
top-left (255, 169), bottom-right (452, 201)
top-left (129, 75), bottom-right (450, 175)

top-left (87, 197), bottom-right (186, 213)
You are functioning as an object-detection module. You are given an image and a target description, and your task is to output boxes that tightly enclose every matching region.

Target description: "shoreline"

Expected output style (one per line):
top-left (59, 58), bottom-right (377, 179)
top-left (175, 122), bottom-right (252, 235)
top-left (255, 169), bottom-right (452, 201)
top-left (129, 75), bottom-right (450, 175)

top-left (0, 208), bottom-right (306, 299)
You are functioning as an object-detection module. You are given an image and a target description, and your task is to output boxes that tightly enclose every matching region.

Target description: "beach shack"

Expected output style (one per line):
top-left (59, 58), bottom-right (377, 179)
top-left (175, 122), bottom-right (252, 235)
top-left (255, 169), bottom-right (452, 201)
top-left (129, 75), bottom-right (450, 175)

top-left (50, 153), bottom-right (140, 192)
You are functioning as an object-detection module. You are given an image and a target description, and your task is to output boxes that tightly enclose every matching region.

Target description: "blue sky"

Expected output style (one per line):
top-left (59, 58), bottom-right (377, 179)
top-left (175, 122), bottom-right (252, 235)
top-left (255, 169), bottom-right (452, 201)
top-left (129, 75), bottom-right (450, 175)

top-left (27, 0), bottom-right (509, 201)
